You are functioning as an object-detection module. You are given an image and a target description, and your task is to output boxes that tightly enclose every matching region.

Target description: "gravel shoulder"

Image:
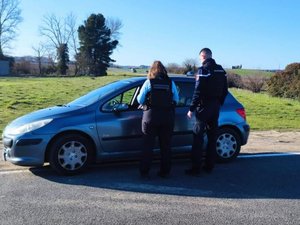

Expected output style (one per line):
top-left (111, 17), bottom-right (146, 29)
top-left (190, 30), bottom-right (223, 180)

top-left (241, 130), bottom-right (300, 153)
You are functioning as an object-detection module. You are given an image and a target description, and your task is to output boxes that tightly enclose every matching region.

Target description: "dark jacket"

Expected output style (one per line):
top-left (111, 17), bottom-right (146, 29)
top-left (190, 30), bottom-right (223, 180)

top-left (189, 58), bottom-right (228, 112)
top-left (148, 78), bottom-right (173, 108)
top-left (142, 77), bottom-right (175, 124)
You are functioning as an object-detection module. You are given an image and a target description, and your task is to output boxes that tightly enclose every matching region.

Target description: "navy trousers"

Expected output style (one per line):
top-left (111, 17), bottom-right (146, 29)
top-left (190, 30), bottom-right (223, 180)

top-left (140, 108), bottom-right (174, 175)
top-left (191, 99), bottom-right (220, 170)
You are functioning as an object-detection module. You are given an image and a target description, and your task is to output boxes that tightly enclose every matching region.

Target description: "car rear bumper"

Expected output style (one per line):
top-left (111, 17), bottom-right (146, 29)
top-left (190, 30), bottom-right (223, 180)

top-left (241, 124), bottom-right (250, 145)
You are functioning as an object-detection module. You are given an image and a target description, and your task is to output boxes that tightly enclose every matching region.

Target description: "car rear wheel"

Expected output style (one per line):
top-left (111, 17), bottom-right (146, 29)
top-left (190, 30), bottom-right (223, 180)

top-left (49, 134), bottom-right (93, 175)
top-left (216, 128), bottom-right (241, 162)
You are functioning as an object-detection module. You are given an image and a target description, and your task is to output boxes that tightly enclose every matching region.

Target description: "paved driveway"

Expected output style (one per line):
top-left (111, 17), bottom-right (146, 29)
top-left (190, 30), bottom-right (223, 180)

top-left (1, 132), bottom-right (300, 225)
top-left (1, 154), bottom-right (300, 225)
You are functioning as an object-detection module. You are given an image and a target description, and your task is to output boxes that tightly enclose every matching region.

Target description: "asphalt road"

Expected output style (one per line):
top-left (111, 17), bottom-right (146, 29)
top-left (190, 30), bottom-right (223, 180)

top-left (1, 154), bottom-right (300, 225)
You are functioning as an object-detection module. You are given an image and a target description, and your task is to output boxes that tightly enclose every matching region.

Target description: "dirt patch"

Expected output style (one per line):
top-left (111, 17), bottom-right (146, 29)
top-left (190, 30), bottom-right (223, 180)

top-left (242, 131), bottom-right (300, 153)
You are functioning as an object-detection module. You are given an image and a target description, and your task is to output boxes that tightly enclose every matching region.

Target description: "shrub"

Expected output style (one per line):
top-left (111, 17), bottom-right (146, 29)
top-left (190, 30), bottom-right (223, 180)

top-left (167, 63), bottom-right (185, 74)
top-left (43, 65), bottom-right (57, 75)
top-left (267, 63), bottom-right (300, 100)
top-left (12, 60), bottom-right (31, 74)
top-left (243, 75), bottom-right (268, 93)
top-left (227, 73), bottom-right (243, 88)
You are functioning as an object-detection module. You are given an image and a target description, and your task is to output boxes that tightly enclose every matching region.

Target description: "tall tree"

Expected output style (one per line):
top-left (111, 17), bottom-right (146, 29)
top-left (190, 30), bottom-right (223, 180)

top-left (77, 13), bottom-right (118, 76)
top-left (39, 14), bottom-right (72, 74)
top-left (57, 43), bottom-right (69, 75)
top-left (0, 0), bottom-right (23, 57)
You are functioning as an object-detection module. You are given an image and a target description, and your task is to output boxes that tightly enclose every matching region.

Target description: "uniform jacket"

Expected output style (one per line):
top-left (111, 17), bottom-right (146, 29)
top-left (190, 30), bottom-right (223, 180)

top-left (189, 58), bottom-right (228, 112)
top-left (137, 78), bottom-right (179, 106)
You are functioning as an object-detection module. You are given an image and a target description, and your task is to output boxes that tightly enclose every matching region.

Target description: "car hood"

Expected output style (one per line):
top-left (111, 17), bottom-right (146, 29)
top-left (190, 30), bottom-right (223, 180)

top-left (5, 105), bottom-right (85, 129)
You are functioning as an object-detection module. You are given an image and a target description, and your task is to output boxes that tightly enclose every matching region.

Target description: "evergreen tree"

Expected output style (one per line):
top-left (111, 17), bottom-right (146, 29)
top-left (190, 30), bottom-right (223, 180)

top-left (77, 14), bottom-right (118, 76)
top-left (57, 43), bottom-right (69, 75)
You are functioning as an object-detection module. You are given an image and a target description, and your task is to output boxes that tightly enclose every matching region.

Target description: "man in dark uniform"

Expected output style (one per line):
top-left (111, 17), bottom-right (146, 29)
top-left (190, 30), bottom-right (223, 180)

top-left (186, 48), bottom-right (228, 176)
top-left (137, 61), bottom-right (179, 178)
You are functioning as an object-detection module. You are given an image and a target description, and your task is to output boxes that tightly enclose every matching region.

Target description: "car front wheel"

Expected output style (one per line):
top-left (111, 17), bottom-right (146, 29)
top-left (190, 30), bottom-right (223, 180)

top-left (49, 134), bottom-right (93, 175)
top-left (216, 128), bottom-right (241, 162)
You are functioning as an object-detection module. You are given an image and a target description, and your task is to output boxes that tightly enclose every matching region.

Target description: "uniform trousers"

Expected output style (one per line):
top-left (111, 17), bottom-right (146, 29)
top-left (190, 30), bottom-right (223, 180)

top-left (191, 99), bottom-right (220, 170)
top-left (140, 108), bottom-right (174, 175)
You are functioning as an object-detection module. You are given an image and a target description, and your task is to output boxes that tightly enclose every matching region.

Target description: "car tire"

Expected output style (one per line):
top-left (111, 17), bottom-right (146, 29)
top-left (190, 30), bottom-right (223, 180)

top-left (49, 134), bottom-right (93, 175)
top-left (216, 128), bottom-right (241, 162)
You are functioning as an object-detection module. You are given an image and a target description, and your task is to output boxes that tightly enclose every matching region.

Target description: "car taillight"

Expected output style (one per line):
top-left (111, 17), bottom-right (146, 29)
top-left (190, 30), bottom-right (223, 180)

top-left (236, 108), bottom-right (246, 120)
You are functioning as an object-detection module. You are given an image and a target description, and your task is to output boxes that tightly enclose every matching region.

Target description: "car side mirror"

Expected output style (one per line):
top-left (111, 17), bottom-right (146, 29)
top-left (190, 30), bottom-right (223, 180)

top-left (113, 103), bottom-right (129, 112)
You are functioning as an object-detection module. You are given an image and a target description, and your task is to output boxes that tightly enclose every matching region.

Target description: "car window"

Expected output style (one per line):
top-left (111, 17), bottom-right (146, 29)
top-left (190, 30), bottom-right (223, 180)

top-left (102, 87), bottom-right (139, 112)
top-left (175, 81), bottom-right (194, 107)
top-left (68, 80), bottom-right (128, 107)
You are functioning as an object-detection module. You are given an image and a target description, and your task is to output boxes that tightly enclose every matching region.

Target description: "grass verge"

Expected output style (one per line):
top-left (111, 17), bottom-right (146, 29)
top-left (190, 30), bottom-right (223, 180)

top-left (231, 88), bottom-right (300, 130)
top-left (1, 76), bottom-right (300, 135)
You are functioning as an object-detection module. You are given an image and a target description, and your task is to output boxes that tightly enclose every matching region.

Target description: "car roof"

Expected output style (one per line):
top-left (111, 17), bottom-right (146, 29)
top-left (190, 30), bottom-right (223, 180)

top-left (170, 75), bottom-right (195, 82)
top-left (121, 75), bottom-right (194, 83)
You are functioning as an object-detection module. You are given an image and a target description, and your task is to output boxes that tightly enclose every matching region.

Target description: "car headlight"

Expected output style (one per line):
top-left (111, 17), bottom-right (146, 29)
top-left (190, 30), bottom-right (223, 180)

top-left (9, 119), bottom-right (53, 135)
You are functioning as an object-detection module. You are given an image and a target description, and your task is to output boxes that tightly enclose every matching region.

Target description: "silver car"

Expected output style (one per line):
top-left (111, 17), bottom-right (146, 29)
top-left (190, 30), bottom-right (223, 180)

top-left (2, 76), bottom-right (250, 175)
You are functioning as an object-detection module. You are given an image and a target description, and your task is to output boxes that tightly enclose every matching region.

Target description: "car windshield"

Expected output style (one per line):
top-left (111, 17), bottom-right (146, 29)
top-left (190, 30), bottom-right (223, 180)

top-left (67, 80), bottom-right (131, 106)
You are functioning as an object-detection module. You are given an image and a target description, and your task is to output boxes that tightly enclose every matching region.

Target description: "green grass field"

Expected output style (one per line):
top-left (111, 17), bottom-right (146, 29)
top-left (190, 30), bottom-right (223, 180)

top-left (226, 69), bottom-right (275, 77)
top-left (230, 89), bottom-right (300, 130)
top-left (108, 67), bottom-right (148, 76)
top-left (1, 74), bottom-right (300, 135)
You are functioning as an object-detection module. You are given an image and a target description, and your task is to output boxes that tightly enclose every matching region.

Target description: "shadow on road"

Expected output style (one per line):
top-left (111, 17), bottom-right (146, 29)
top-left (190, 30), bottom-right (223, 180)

top-left (29, 154), bottom-right (300, 199)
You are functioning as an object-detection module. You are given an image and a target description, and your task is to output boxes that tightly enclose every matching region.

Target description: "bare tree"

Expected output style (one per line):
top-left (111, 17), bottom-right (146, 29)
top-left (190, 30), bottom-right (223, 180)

top-left (39, 13), bottom-right (74, 75)
top-left (105, 17), bottom-right (123, 43)
top-left (0, 0), bottom-right (23, 57)
top-left (39, 14), bottom-right (72, 49)
top-left (243, 75), bottom-right (268, 93)
top-left (183, 58), bottom-right (198, 74)
top-left (32, 43), bottom-right (47, 75)
top-left (66, 13), bottom-right (79, 75)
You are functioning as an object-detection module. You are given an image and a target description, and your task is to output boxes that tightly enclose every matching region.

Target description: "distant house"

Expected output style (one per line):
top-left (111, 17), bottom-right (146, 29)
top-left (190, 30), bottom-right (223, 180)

top-left (131, 68), bottom-right (137, 73)
top-left (232, 65), bottom-right (242, 69)
top-left (0, 60), bottom-right (9, 75)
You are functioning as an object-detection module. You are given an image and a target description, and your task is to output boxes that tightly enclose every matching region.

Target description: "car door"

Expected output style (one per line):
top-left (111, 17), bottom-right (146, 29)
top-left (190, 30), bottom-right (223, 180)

top-left (96, 79), bottom-right (196, 155)
top-left (96, 86), bottom-right (144, 154)
top-left (171, 80), bottom-right (195, 150)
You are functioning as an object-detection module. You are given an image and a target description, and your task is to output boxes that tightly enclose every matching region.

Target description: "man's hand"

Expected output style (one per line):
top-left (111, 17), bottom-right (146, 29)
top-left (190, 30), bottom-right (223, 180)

top-left (187, 110), bottom-right (193, 119)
